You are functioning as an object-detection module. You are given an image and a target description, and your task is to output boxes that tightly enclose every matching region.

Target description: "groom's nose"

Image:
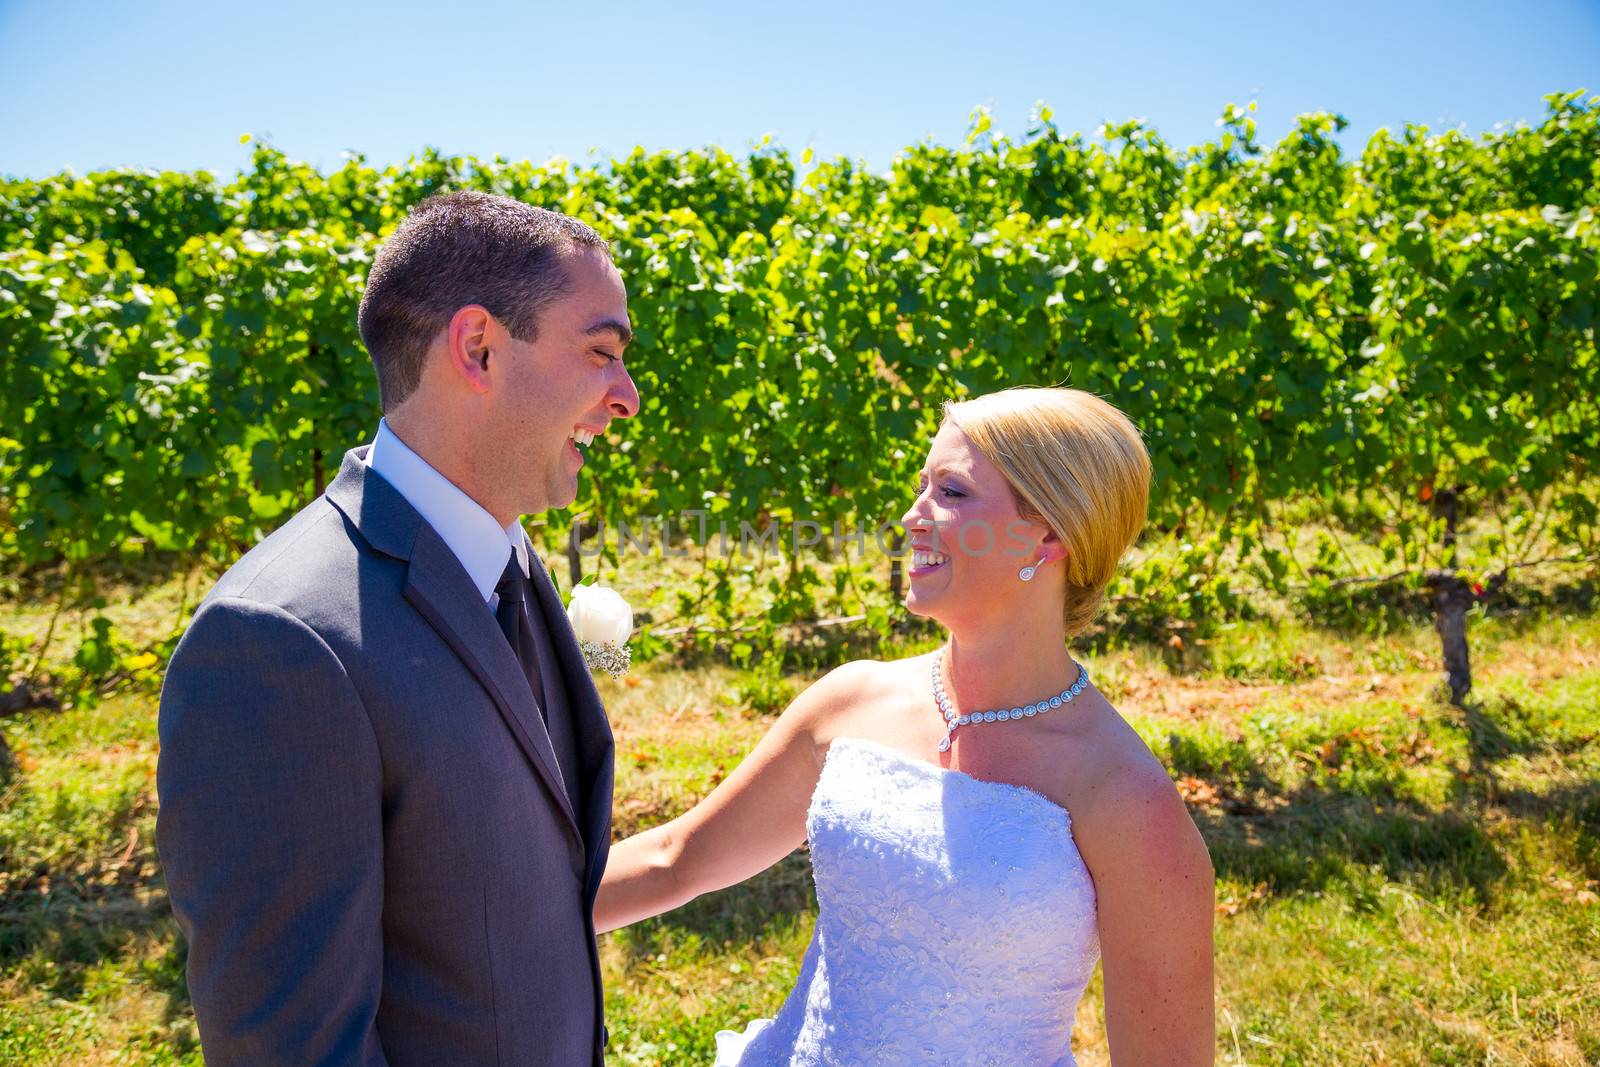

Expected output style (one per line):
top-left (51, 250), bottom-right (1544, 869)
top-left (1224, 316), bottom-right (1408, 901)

top-left (606, 363), bottom-right (640, 419)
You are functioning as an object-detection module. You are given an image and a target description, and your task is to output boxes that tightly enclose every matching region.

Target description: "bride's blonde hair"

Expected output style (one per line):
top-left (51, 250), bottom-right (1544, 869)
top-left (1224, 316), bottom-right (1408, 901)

top-left (942, 387), bottom-right (1150, 637)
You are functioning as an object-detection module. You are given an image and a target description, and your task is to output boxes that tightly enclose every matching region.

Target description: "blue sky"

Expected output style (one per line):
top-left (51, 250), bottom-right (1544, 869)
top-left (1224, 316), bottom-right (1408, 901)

top-left (1, 0), bottom-right (1596, 179)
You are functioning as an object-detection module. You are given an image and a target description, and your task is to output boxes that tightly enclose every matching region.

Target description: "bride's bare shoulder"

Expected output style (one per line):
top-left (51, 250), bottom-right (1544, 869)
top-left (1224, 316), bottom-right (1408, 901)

top-left (1058, 699), bottom-right (1209, 882)
top-left (782, 653), bottom-right (929, 734)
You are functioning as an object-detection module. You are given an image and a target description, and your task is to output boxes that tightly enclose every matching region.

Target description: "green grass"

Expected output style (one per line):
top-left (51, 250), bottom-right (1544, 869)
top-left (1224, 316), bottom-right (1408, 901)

top-left (589, 617), bottom-right (1600, 1067)
top-left (0, 693), bottom-right (194, 1066)
top-left (3, 566), bottom-right (1598, 1065)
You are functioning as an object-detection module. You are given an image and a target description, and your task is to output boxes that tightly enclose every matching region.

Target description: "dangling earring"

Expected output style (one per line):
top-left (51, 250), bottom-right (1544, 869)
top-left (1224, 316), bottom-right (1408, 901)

top-left (1019, 556), bottom-right (1047, 582)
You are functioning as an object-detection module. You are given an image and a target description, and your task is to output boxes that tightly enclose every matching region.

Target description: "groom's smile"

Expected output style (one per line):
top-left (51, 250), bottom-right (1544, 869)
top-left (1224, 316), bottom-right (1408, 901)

top-left (566, 423), bottom-right (606, 468)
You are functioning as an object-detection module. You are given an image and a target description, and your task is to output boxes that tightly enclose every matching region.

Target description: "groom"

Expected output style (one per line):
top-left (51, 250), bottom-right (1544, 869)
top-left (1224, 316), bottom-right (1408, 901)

top-left (157, 192), bottom-right (639, 1065)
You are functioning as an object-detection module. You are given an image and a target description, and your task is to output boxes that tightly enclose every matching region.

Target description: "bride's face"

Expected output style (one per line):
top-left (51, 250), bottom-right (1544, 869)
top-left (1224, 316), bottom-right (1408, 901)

top-left (899, 422), bottom-right (1052, 626)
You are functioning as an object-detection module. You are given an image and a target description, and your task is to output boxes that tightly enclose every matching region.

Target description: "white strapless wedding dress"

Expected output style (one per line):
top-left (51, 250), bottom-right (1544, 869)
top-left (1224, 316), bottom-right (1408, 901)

top-left (713, 737), bottom-right (1100, 1067)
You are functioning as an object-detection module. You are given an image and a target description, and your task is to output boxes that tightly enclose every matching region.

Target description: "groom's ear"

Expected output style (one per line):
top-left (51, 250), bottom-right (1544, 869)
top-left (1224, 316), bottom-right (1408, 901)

top-left (446, 305), bottom-right (495, 394)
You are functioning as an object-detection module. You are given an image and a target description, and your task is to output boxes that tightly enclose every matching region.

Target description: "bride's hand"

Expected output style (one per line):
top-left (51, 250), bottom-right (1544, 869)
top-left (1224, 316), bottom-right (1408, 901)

top-left (594, 661), bottom-right (873, 934)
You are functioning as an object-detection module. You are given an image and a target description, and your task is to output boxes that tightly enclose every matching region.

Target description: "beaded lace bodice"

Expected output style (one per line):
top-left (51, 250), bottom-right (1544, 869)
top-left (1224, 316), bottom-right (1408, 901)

top-left (714, 736), bottom-right (1100, 1067)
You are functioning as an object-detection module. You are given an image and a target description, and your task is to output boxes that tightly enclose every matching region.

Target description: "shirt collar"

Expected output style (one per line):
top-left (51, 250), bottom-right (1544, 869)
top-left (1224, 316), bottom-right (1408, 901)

top-left (364, 419), bottom-right (529, 601)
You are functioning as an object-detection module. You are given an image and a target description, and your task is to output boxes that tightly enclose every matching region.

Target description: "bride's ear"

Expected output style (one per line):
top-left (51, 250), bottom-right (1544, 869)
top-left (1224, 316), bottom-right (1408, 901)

top-left (1039, 527), bottom-right (1069, 566)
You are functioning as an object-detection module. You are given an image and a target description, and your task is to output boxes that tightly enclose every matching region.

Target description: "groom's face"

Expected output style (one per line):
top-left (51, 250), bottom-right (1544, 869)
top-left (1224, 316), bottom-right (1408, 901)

top-left (491, 247), bottom-right (639, 513)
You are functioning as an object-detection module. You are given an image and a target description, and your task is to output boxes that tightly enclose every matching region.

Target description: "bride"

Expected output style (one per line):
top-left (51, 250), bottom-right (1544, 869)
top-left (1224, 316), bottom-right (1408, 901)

top-left (596, 387), bottom-right (1215, 1065)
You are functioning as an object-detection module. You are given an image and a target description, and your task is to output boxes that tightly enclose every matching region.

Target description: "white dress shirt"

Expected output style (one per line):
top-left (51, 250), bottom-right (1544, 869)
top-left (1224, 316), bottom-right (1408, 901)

top-left (364, 419), bottom-right (529, 606)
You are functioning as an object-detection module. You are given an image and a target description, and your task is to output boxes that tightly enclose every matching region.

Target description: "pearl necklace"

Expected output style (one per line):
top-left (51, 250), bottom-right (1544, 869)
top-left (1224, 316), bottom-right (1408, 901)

top-left (931, 647), bottom-right (1092, 753)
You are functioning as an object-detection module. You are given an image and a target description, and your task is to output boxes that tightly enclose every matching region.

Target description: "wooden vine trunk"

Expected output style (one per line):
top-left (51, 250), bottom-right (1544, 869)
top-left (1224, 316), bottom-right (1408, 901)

top-left (888, 528), bottom-right (905, 605)
top-left (1427, 570), bottom-right (1475, 706)
top-left (1429, 487), bottom-right (1472, 706)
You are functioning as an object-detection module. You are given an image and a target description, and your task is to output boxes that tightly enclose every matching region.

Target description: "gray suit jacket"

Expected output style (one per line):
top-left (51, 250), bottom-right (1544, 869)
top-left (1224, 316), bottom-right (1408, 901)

top-left (157, 446), bottom-right (614, 1066)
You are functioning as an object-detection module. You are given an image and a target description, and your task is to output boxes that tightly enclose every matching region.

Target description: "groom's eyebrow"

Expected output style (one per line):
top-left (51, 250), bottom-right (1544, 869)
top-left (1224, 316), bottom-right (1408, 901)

top-left (585, 318), bottom-right (634, 348)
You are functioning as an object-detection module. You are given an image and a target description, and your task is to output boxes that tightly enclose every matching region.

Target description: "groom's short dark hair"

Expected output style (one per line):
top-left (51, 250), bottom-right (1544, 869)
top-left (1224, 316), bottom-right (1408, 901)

top-left (358, 191), bottom-right (611, 411)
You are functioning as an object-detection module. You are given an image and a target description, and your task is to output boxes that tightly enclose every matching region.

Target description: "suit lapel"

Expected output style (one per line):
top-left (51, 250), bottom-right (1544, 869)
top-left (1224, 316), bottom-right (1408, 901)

top-left (523, 540), bottom-right (616, 891)
top-left (326, 448), bottom-right (581, 843)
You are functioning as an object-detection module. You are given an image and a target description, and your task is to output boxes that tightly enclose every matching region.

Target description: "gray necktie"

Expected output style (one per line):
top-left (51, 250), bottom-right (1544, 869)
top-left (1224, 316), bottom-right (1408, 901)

top-left (493, 556), bottom-right (547, 725)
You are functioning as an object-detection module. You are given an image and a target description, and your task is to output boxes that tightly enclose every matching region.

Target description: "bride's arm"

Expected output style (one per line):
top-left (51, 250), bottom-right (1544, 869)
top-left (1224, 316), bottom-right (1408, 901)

top-left (1074, 757), bottom-right (1216, 1065)
top-left (595, 661), bottom-right (872, 935)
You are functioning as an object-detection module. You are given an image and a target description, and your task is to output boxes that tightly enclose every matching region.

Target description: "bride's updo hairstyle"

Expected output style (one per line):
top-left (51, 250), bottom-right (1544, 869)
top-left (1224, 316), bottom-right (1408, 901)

top-left (942, 387), bottom-right (1151, 638)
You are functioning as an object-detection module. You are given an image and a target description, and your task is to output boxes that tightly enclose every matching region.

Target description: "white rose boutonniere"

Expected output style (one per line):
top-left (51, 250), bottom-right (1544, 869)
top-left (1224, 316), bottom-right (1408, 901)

top-left (567, 583), bottom-right (633, 678)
